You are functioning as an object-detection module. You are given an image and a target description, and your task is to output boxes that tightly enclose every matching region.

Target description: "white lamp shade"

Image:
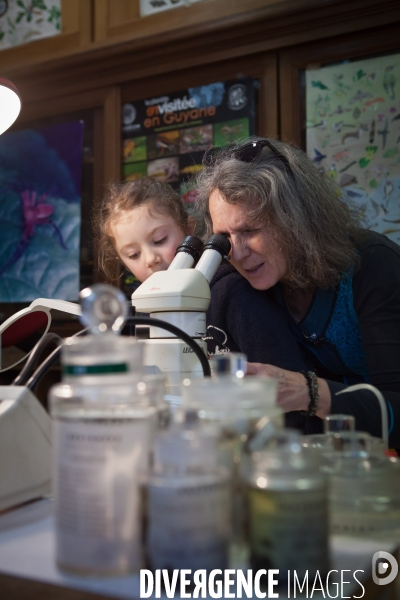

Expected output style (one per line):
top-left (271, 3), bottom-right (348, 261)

top-left (0, 76), bottom-right (21, 135)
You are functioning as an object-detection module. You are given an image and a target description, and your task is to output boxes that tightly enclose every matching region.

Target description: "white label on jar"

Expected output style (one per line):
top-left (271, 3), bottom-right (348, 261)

top-left (147, 478), bottom-right (230, 571)
top-left (248, 487), bottom-right (329, 577)
top-left (332, 509), bottom-right (400, 535)
top-left (53, 417), bottom-right (150, 574)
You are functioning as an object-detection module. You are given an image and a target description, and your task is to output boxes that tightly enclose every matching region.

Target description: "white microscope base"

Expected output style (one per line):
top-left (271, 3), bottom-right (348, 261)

top-left (141, 338), bottom-right (207, 395)
top-left (0, 386), bottom-right (52, 511)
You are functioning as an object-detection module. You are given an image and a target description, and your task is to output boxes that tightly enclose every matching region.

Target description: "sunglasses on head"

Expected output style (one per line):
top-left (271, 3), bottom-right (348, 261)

top-left (203, 139), bottom-right (290, 169)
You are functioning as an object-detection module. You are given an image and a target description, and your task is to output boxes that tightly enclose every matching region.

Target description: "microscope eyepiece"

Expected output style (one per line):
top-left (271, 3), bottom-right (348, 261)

top-left (175, 235), bottom-right (204, 264)
top-left (203, 234), bottom-right (231, 257)
top-left (194, 234), bottom-right (231, 283)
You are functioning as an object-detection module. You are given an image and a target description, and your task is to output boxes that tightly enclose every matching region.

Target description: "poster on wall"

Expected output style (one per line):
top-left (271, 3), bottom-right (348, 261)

top-left (121, 77), bottom-right (257, 202)
top-left (0, 121), bottom-right (83, 302)
top-left (140, 0), bottom-right (204, 17)
top-left (306, 53), bottom-right (400, 242)
top-left (0, 0), bottom-right (61, 51)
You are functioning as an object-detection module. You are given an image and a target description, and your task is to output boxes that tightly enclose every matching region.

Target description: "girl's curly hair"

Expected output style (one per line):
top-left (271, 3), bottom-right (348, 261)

top-left (94, 178), bottom-right (190, 282)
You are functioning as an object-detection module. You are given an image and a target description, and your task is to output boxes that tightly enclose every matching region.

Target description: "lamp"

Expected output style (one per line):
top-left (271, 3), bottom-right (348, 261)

top-left (0, 76), bottom-right (21, 135)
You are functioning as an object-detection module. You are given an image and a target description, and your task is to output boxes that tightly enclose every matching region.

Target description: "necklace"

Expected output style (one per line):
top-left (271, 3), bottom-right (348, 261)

top-left (284, 296), bottom-right (301, 324)
top-left (282, 287), bottom-right (314, 325)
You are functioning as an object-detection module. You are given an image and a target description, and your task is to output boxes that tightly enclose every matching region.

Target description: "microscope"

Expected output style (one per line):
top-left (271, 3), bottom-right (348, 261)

top-left (131, 234), bottom-right (231, 395)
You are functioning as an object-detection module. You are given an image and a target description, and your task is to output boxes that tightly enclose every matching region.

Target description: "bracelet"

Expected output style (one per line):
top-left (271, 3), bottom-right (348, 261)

top-left (299, 370), bottom-right (319, 417)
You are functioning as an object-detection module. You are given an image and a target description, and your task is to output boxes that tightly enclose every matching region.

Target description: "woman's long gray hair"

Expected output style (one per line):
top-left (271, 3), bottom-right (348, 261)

top-left (195, 137), bottom-right (366, 289)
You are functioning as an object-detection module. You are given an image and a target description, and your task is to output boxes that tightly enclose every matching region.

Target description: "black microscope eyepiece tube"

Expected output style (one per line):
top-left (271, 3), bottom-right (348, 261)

top-left (194, 234), bottom-right (231, 283)
top-left (202, 234), bottom-right (231, 257)
top-left (175, 235), bottom-right (204, 264)
top-left (168, 235), bottom-right (205, 271)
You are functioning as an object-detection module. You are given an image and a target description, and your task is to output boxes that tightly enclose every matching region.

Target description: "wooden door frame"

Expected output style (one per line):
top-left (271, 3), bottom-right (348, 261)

top-left (19, 86), bottom-right (121, 185)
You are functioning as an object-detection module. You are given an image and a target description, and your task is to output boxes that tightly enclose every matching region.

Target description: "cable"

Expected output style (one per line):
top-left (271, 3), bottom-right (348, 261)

top-left (335, 383), bottom-right (389, 450)
top-left (127, 316), bottom-right (211, 377)
top-left (13, 332), bottom-right (63, 386)
top-left (26, 328), bottom-right (88, 391)
top-left (26, 318), bottom-right (211, 391)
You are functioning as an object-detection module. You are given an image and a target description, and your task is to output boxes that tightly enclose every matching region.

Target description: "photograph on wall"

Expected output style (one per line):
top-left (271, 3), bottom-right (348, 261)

top-left (0, 0), bottom-right (61, 51)
top-left (0, 120), bottom-right (83, 302)
top-left (306, 53), bottom-right (400, 242)
top-left (123, 136), bottom-right (147, 163)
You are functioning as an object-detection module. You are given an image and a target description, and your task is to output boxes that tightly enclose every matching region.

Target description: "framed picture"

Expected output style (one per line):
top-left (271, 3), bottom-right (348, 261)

top-left (306, 53), bottom-right (400, 242)
top-left (0, 121), bottom-right (84, 302)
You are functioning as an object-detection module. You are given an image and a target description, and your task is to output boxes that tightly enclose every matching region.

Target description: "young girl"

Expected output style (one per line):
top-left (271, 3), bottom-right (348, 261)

top-left (96, 178), bottom-right (195, 284)
top-left (96, 177), bottom-right (311, 431)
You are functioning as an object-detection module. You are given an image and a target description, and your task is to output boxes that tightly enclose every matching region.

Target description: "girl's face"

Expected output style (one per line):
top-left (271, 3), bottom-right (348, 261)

top-left (110, 203), bottom-right (187, 282)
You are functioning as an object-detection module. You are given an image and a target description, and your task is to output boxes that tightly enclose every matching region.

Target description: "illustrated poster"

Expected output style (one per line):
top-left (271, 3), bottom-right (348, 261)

top-left (0, 0), bottom-right (61, 51)
top-left (0, 121), bottom-right (83, 302)
top-left (122, 77), bottom-right (257, 202)
top-left (306, 54), bottom-right (400, 242)
top-left (140, 0), bottom-right (204, 17)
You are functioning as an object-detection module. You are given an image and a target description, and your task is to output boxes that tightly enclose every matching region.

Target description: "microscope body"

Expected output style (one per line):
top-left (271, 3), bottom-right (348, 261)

top-left (132, 235), bottom-right (231, 395)
top-left (131, 269), bottom-right (210, 395)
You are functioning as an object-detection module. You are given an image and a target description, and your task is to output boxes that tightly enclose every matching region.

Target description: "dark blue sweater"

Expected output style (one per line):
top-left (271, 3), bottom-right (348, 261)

top-left (206, 262), bottom-right (312, 432)
top-left (207, 232), bottom-right (400, 447)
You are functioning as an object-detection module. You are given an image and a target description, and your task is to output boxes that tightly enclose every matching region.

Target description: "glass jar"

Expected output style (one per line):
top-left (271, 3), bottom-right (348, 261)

top-left (181, 374), bottom-right (280, 565)
top-left (324, 414), bottom-right (355, 434)
top-left (146, 412), bottom-right (231, 573)
top-left (62, 283), bottom-right (143, 386)
top-left (62, 332), bottom-right (143, 386)
top-left (244, 431), bottom-right (330, 589)
top-left (322, 451), bottom-right (400, 536)
top-left (181, 375), bottom-right (280, 474)
top-left (50, 382), bottom-right (156, 575)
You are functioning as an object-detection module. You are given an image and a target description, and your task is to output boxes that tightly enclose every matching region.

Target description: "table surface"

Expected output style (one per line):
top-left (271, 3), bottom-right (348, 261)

top-left (0, 498), bottom-right (397, 599)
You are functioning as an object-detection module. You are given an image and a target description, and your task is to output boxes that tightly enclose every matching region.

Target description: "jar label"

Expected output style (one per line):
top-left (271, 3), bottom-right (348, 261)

top-left (63, 363), bottom-right (128, 375)
top-left (248, 487), bottom-right (329, 577)
top-left (332, 510), bottom-right (400, 535)
top-left (54, 418), bottom-right (149, 574)
top-left (147, 479), bottom-right (230, 571)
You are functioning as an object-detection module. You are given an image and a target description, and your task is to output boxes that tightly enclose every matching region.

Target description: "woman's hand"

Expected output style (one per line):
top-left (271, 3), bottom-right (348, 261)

top-left (246, 362), bottom-right (331, 419)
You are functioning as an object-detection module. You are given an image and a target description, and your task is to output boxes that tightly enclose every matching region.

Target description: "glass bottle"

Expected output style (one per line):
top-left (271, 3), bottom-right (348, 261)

top-left (323, 450), bottom-right (400, 536)
top-left (324, 414), bottom-right (355, 434)
top-left (181, 371), bottom-right (280, 476)
top-left (50, 284), bottom-right (155, 575)
top-left (181, 362), bottom-right (281, 566)
top-left (146, 411), bottom-right (231, 573)
top-left (62, 284), bottom-right (143, 386)
top-left (244, 431), bottom-right (330, 589)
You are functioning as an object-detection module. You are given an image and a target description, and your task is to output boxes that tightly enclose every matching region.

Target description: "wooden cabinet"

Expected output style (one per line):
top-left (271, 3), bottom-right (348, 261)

top-left (93, 0), bottom-right (288, 45)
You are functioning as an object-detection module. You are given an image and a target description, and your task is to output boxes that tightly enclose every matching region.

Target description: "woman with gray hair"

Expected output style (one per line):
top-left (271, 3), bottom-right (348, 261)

top-left (196, 137), bottom-right (400, 446)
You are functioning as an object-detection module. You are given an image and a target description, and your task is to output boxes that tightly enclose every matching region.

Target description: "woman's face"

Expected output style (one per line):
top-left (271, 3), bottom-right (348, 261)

top-left (110, 203), bottom-right (186, 282)
top-left (209, 189), bottom-right (289, 290)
